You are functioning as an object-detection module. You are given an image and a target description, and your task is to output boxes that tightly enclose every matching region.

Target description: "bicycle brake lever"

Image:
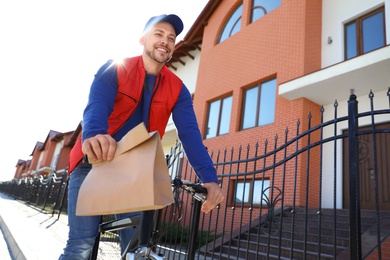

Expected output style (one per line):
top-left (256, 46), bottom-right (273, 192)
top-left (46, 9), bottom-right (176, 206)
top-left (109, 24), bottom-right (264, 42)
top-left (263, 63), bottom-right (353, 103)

top-left (194, 193), bottom-right (206, 202)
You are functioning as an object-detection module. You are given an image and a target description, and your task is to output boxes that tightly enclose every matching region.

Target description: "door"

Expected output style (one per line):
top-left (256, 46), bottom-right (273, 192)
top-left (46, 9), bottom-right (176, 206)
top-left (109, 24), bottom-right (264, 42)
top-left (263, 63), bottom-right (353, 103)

top-left (343, 122), bottom-right (390, 210)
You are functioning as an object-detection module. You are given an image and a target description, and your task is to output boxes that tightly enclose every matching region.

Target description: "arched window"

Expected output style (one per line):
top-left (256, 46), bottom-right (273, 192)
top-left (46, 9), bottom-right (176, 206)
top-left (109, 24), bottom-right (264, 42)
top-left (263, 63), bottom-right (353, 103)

top-left (251, 0), bottom-right (281, 23)
top-left (218, 3), bottom-right (243, 43)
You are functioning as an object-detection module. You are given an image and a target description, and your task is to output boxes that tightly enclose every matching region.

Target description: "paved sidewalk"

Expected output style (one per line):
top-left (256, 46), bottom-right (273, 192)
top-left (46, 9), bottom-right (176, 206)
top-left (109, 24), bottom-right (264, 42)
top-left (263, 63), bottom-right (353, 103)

top-left (0, 192), bottom-right (68, 259)
top-left (0, 192), bottom-right (211, 260)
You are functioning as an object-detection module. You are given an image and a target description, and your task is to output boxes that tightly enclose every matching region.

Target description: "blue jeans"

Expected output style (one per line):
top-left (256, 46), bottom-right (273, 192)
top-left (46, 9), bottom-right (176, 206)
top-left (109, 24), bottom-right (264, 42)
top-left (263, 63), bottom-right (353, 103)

top-left (59, 163), bottom-right (139, 260)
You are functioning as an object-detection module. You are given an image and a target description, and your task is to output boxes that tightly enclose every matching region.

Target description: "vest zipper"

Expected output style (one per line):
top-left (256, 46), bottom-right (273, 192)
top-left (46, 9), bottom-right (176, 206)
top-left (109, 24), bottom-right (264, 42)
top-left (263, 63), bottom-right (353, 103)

top-left (147, 74), bottom-right (161, 132)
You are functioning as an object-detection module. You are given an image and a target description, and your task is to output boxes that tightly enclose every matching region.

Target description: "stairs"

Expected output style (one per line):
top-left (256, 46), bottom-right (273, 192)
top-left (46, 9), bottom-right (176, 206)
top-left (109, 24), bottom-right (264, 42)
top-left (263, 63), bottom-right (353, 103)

top-left (202, 207), bottom-right (390, 259)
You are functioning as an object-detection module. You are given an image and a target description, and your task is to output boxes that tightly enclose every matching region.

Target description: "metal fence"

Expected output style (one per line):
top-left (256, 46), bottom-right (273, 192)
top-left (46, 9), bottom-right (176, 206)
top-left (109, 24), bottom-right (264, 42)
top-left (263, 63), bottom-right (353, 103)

top-left (0, 170), bottom-right (69, 219)
top-left (1, 89), bottom-right (389, 259)
top-left (197, 90), bottom-right (390, 260)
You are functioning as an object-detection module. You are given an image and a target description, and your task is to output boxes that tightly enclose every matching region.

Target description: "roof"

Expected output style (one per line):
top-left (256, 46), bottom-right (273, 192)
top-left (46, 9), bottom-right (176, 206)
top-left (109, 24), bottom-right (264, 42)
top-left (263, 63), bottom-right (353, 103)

top-left (166, 0), bottom-right (222, 70)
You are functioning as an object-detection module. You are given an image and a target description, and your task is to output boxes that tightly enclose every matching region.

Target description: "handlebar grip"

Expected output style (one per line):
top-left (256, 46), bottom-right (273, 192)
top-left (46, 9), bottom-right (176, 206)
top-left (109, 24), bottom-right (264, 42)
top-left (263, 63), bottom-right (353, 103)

top-left (172, 178), bottom-right (207, 202)
top-left (193, 185), bottom-right (207, 195)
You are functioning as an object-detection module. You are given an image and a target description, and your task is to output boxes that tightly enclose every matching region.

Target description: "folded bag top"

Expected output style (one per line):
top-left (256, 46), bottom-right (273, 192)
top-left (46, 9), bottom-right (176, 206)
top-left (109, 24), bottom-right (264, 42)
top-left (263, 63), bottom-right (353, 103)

top-left (76, 123), bottom-right (174, 216)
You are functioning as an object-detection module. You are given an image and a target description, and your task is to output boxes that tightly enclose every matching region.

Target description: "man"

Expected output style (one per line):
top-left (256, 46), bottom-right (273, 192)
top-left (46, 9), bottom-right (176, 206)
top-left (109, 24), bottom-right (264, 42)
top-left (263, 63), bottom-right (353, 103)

top-left (59, 14), bottom-right (224, 259)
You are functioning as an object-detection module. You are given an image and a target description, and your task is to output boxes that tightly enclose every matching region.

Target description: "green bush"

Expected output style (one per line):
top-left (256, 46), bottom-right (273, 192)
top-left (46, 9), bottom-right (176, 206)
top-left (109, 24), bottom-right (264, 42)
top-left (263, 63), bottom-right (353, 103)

top-left (159, 222), bottom-right (220, 247)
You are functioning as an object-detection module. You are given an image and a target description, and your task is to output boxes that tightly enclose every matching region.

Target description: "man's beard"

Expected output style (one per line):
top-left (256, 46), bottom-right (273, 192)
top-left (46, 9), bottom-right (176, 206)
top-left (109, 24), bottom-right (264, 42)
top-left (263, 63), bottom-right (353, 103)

top-left (145, 48), bottom-right (172, 63)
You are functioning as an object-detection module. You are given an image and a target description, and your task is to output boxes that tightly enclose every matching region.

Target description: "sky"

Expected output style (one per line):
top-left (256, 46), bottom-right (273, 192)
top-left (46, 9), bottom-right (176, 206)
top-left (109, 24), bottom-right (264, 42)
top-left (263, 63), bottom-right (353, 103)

top-left (0, 0), bottom-right (209, 181)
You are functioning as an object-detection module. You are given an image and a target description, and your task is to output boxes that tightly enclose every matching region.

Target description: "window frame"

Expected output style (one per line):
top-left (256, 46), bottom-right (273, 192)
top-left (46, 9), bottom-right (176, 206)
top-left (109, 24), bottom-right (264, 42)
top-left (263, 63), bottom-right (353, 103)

top-left (217, 2), bottom-right (243, 44)
top-left (240, 78), bottom-right (277, 130)
top-left (344, 6), bottom-right (386, 60)
top-left (204, 94), bottom-right (233, 139)
top-left (230, 178), bottom-right (270, 207)
top-left (250, 0), bottom-right (282, 23)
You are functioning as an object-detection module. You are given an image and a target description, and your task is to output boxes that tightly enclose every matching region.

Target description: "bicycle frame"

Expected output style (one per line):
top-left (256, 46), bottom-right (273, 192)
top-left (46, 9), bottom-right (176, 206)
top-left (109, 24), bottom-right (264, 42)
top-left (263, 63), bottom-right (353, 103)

top-left (89, 178), bottom-right (206, 260)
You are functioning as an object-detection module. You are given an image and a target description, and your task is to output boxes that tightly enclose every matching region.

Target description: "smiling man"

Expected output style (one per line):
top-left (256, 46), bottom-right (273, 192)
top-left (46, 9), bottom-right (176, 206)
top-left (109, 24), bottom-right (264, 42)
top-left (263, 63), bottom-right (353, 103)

top-left (59, 14), bottom-right (224, 259)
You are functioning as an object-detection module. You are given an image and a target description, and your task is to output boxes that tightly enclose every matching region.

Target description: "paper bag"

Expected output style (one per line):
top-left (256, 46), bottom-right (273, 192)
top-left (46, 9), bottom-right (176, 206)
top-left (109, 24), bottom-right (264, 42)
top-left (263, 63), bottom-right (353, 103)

top-left (76, 123), bottom-right (174, 216)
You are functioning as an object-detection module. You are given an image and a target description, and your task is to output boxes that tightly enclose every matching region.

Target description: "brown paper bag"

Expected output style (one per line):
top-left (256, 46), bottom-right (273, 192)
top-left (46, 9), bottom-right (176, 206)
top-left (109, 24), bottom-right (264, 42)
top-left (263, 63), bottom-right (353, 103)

top-left (76, 123), bottom-right (174, 216)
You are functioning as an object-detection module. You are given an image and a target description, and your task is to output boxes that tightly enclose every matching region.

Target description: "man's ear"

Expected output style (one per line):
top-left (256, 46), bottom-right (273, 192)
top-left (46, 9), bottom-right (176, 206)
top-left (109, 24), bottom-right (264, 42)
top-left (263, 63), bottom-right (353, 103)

top-left (139, 35), bottom-right (145, 45)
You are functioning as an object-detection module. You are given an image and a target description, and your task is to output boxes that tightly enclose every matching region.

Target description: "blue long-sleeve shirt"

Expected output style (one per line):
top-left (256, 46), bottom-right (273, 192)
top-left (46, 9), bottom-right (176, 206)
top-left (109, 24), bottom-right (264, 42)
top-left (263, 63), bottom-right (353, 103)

top-left (82, 60), bottom-right (218, 184)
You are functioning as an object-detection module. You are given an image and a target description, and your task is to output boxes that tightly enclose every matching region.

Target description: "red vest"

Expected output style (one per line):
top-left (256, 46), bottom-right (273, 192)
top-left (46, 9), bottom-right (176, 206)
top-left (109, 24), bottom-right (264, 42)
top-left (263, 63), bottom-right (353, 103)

top-left (68, 56), bottom-right (183, 174)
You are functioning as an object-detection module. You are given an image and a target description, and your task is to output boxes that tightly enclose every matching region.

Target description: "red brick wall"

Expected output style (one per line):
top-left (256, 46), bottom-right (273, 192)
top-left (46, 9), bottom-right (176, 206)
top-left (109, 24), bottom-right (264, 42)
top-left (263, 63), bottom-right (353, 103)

top-left (195, 0), bottom-right (323, 143)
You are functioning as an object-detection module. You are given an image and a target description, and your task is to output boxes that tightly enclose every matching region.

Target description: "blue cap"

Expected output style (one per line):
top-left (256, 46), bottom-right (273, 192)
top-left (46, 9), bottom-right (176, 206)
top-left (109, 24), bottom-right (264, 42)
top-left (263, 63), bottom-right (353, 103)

top-left (144, 14), bottom-right (184, 36)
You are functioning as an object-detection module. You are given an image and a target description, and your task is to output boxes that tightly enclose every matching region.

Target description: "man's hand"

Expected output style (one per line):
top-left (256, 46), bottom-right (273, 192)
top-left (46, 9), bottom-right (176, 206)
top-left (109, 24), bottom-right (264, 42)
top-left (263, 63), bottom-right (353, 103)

top-left (82, 134), bottom-right (117, 163)
top-left (201, 182), bottom-right (224, 214)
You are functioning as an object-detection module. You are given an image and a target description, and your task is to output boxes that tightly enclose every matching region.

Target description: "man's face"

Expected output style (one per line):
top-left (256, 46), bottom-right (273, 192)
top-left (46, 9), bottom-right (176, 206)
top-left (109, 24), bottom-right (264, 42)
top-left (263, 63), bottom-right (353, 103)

top-left (141, 22), bottom-right (177, 64)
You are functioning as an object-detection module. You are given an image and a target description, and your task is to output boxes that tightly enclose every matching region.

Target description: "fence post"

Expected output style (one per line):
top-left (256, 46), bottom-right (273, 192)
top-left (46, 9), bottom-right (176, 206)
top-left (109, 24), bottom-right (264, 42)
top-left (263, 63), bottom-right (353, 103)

top-left (57, 178), bottom-right (69, 219)
top-left (187, 199), bottom-right (202, 260)
top-left (347, 91), bottom-right (362, 259)
top-left (42, 175), bottom-right (53, 210)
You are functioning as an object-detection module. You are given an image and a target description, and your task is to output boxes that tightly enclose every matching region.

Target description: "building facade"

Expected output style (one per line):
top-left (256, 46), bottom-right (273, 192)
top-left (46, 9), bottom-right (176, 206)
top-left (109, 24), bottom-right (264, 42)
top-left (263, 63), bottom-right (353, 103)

top-left (168, 0), bottom-right (390, 211)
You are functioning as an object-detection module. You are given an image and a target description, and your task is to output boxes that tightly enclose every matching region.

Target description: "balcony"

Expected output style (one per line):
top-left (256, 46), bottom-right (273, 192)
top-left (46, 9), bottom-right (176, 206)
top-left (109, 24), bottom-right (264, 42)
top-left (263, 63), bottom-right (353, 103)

top-left (279, 45), bottom-right (390, 105)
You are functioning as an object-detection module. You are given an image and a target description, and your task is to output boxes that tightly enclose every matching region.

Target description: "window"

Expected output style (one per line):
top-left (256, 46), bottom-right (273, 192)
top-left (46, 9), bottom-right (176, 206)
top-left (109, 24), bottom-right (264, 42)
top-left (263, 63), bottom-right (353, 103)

top-left (251, 0), bottom-right (281, 23)
top-left (205, 95), bottom-right (232, 139)
top-left (345, 7), bottom-right (385, 60)
top-left (241, 78), bottom-right (276, 129)
top-left (51, 140), bottom-right (64, 168)
top-left (234, 179), bottom-right (270, 205)
top-left (218, 3), bottom-right (243, 43)
top-left (36, 151), bottom-right (45, 171)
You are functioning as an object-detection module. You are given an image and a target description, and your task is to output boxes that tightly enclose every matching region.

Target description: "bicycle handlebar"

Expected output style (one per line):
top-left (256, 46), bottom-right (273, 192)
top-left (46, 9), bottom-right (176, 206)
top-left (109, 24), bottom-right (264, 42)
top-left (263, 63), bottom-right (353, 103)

top-left (172, 178), bottom-right (207, 202)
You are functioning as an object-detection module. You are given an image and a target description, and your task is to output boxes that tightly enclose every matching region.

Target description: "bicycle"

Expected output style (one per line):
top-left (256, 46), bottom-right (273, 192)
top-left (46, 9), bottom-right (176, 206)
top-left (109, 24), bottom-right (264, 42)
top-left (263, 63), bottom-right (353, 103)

top-left (89, 176), bottom-right (207, 260)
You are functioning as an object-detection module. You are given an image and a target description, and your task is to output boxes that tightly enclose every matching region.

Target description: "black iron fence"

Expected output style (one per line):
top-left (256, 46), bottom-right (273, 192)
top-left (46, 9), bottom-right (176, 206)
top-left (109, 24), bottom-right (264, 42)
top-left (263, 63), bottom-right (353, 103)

top-left (1, 89), bottom-right (389, 259)
top-left (0, 170), bottom-right (69, 219)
